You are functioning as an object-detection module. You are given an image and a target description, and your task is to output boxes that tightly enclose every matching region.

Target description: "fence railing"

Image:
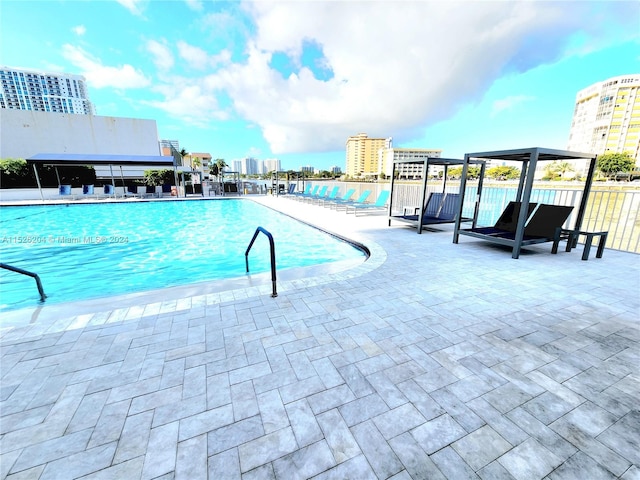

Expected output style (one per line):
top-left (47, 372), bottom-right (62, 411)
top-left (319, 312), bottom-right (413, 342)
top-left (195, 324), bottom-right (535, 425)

top-left (305, 180), bottom-right (640, 254)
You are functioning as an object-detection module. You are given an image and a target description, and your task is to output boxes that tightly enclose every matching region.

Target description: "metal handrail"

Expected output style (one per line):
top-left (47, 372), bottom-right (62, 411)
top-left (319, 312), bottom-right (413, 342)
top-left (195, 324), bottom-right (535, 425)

top-left (1, 262), bottom-right (47, 302)
top-left (245, 227), bottom-right (278, 297)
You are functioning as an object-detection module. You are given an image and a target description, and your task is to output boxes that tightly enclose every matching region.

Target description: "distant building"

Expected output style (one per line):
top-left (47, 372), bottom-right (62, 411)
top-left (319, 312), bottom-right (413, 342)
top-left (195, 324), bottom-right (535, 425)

top-left (380, 148), bottom-right (442, 179)
top-left (345, 133), bottom-right (392, 177)
top-left (330, 165), bottom-right (342, 175)
top-left (568, 74), bottom-right (640, 163)
top-left (0, 66), bottom-right (95, 115)
top-left (263, 158), bottom-right (281, 173)
top-left (300, 165), bottom-right (314, 174)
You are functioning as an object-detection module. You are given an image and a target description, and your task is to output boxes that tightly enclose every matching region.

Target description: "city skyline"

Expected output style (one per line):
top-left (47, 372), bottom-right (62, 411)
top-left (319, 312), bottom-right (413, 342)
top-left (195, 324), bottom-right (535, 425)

top-left (1, 1), bottom-right (638, 170)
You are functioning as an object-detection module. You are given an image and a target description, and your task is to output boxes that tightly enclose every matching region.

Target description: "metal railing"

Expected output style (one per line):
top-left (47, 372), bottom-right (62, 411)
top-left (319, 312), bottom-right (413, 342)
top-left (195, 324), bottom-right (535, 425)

top-left (245, 227), bottom-right (278, 297)
top-left (0, 262), bottom-right (47, 302)
top-left (304, 181), bottom-right (640, 254)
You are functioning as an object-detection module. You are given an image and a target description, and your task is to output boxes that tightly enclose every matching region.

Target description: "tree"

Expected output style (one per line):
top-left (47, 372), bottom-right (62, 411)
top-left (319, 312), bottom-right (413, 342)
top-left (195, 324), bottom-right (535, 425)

top-left (544, 161), bottom-right (575, 180)
top-left (596, 152), bottom-right (635, 180)
top-left (486, 165), bottom-right (520, 180)
top-left (144, 169), bottom-right (175, 186)
top-left (179, 148), bottom-right (189, 167)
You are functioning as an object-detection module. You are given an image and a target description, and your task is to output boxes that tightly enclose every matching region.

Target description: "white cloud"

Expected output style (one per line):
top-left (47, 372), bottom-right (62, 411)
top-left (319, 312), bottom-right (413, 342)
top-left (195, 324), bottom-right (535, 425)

top-left (72, 25), bottom-right (86, 36)
top-left (146, 39), bottom-right (174, 71)
top-left (491, 95), bottom-right (535, 118)
top-left (143, 79), bottom-right (229, 126)
top-left (62, 44), bottom-right (151, 89)
top-left (206, 0), bottom-right (637, 154)
top-left (184, 0), bottom-right (203, 12)
top-left (115, 0), bottom-right (147, 17)
top-left (177, 41), bottom-right (209, 70)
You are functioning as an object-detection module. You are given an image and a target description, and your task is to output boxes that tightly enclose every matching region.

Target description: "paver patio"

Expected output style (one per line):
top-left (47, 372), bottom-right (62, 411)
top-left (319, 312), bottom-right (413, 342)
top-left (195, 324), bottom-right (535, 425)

top-left (1, 195), bottom-right (639, 479)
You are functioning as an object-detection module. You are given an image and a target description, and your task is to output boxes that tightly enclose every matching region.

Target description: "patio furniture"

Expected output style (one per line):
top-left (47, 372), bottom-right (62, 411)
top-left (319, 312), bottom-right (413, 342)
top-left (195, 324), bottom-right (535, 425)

top-left (320, 188), bottom-right (355, 207)
top-left (453, 147), bottom-right (597, 258)
top-left (346, 190), bottom-right (390, 216)
top-left (552, 228), bottom-right (608, 260)
top-left (332, 190), bottom-right (371, 211)
top-left (388, 157), bottom-right (485, 234)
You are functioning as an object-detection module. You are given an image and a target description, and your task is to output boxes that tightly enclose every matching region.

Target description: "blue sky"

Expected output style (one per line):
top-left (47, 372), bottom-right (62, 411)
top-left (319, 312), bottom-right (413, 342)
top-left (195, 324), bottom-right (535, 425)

top-left (1, 0), bottom-right (638, 171)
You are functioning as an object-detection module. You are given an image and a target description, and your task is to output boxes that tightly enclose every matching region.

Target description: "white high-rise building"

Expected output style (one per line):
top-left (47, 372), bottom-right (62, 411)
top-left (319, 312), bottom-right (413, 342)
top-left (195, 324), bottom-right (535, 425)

top-left (568, 74), bottom-right (640, 163)
top-left (0, 66), bottom-right (95, 115)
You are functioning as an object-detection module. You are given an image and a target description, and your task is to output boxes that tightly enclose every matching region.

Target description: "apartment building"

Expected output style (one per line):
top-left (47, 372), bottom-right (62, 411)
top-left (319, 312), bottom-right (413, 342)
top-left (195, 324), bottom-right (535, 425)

top-left (345, 133), bottom-right (392, 177)
top-left (568, 74), bottom-right (640, 163)
top-left (0, 66), bottom-right (95, 115)
top-left (380, 147), bottom-right (442, 179)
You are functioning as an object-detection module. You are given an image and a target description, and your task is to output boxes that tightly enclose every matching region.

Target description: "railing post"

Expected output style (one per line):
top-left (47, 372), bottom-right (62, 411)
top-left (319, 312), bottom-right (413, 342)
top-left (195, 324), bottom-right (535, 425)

top-left (245, 227), bottom-right (277, 297)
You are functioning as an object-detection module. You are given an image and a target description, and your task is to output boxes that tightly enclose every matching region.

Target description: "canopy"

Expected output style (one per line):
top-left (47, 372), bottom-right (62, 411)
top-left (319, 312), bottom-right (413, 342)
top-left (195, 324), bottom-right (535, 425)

top-left (27, 153), bottom-right (175, 166)
top-left (27, 153), bottom-right (178, 200)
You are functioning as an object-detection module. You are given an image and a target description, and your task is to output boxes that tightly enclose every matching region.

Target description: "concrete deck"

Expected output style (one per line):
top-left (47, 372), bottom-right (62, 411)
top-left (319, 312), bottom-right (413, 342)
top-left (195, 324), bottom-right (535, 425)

top-left (1, 195), bottom-right (639, 479)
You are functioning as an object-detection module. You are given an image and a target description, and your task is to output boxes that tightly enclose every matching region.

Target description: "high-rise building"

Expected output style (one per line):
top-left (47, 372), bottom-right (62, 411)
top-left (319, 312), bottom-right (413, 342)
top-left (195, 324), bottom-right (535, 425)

top-left (345, 133), bottom-right (392, 177)
top-left (568, 74), bottom-right (640, 163)
top-left (379, 148), bottom-right (442, 179)
top-left (263, 158), bottom-right (281, 173)
top-left (0, 66), bottom-right (95, 115)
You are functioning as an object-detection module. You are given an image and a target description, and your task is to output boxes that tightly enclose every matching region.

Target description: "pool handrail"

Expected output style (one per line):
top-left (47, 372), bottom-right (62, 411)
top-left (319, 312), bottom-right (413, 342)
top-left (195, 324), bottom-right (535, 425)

top-left (0, 262), bottom-right (47, 302)
top-left (245, 227), bottom-right (278, 297)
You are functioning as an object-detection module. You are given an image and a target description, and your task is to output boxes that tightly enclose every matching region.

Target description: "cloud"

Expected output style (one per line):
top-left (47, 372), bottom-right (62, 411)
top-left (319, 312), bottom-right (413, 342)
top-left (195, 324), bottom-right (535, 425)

top-left (184, 0), bottom-right (203, 12)
top-left (146, 39), bottom-right (174, 71)
top-left (143, 79), bottom-right (229, 126)
top-left (115, 0), bottom-right (147, 17)
top-left (139, 1), bottom-right (638, 154)
top-left (62, 44), bottom-right (151, 89)
top-left (490, 95), bottom-right (535, 118)
top-left (72, 25), bottom-right (86, 36)
top-left (177, 41), bottom-right (209, 70)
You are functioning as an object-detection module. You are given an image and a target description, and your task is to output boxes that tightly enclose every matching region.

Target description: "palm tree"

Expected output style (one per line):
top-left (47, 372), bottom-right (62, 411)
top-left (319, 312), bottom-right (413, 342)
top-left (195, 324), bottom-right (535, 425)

top-left (179, 148), bottom-right (189, 167)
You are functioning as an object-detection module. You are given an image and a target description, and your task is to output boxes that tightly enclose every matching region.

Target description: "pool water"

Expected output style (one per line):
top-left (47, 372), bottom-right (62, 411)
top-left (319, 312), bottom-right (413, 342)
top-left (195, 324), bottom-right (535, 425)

top-left (0, 200), bottom-right (366, 311)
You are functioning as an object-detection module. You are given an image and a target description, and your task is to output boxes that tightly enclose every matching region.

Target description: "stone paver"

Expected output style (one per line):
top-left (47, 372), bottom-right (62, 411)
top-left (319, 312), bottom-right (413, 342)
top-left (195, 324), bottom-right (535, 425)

top-left (1, 195), bottom-right (639, 479)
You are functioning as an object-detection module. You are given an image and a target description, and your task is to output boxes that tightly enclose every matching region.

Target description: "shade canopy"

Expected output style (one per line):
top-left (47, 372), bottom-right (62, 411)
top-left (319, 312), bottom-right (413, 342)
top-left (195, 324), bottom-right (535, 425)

top-left (27, 153), bottom-right (175, 166)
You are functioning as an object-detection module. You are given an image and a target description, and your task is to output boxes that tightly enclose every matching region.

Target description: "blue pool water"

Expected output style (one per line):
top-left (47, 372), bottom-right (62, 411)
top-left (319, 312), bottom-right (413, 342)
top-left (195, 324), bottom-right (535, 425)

top-left (0, 200), bottom-right (366, 311)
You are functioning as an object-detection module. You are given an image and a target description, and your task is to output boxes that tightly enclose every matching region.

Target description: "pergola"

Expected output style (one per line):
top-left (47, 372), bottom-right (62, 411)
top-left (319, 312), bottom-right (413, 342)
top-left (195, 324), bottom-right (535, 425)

top-left (26, 153), bottom-right (178, 200)
top-left (452, 147), bottom-right (598, 259)
top-left (388, 157), bottom-right (486, 234)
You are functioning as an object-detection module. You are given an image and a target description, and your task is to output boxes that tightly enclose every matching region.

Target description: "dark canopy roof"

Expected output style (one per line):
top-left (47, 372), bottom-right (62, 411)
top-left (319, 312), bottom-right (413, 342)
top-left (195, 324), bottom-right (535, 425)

top-left (27, 153), bottom-right (175, 166)
top-left (465, 147), bottom-right (596, 163)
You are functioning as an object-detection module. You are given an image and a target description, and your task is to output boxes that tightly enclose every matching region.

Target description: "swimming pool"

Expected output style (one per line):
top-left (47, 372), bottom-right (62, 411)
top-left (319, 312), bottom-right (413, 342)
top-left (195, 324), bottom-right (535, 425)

top-left (0, 199), bottom-right (367, 311)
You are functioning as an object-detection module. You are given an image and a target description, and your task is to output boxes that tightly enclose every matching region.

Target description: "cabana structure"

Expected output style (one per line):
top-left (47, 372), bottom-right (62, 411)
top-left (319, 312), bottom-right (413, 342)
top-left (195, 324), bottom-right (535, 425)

top-left (271, 171), bottom-right (307, 196)
top-left (388, 157), bottom-right (486, 234)
top-left (452, 147), bottom-right (598, 259)
top-left (27, 153), bottom-right (178, 200)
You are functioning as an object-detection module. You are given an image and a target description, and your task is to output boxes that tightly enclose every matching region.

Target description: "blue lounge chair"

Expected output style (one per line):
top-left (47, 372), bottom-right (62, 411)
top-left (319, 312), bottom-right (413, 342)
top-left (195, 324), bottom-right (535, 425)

top-left (346, 190), bottom-right (390, 216)
top-left (303, 185), bottom-right (328, 203)
top-left (312, 186), bottom-right (339, 205)
top-left (295, 185), bottom-right (318, 201)
top-left (333, 190), bottom-right (371, 211)
top-left (320, 188), bottom-right (355, 208)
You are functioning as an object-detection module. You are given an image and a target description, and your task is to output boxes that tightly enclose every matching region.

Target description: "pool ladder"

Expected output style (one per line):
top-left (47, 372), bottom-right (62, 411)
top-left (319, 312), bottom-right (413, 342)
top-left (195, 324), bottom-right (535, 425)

top-left (1, 263), bottom-right (47, 302)
top-left (245, 227), bottom-right (277, 297)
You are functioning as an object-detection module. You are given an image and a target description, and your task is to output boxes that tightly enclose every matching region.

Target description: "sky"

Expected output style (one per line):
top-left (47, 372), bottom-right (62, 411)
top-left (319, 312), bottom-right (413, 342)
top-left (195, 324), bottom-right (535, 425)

top-left (1, 0), bottom-right (639, 171)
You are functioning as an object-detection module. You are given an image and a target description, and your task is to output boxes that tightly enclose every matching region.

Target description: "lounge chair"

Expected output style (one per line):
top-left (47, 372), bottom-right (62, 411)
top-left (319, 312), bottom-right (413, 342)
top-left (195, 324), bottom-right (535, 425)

top-left (295, 185), bottom-right (318, 201)
top-left (468, 201), bottom-right (538, 236)
top-left (390, 192), bottom-right (467, 230)
top-left (311, 186), bottom-right (339, 205)
top-left (103, 184), bottom-right (116, 197)
top-left (459, 201), bottom-right (574, 245)
top-left (290, 184), bottom-right (311, 199)
top-left (320, 188), bottom-right (355, 208)
top-left (58, 184), bottom-right (72, 199)
top-left (346, 190), bottom-right (390, 216)
top-left (303, 185), bottom-right (328, 203)
top-left (333, 190), bottom-right (371, 211)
